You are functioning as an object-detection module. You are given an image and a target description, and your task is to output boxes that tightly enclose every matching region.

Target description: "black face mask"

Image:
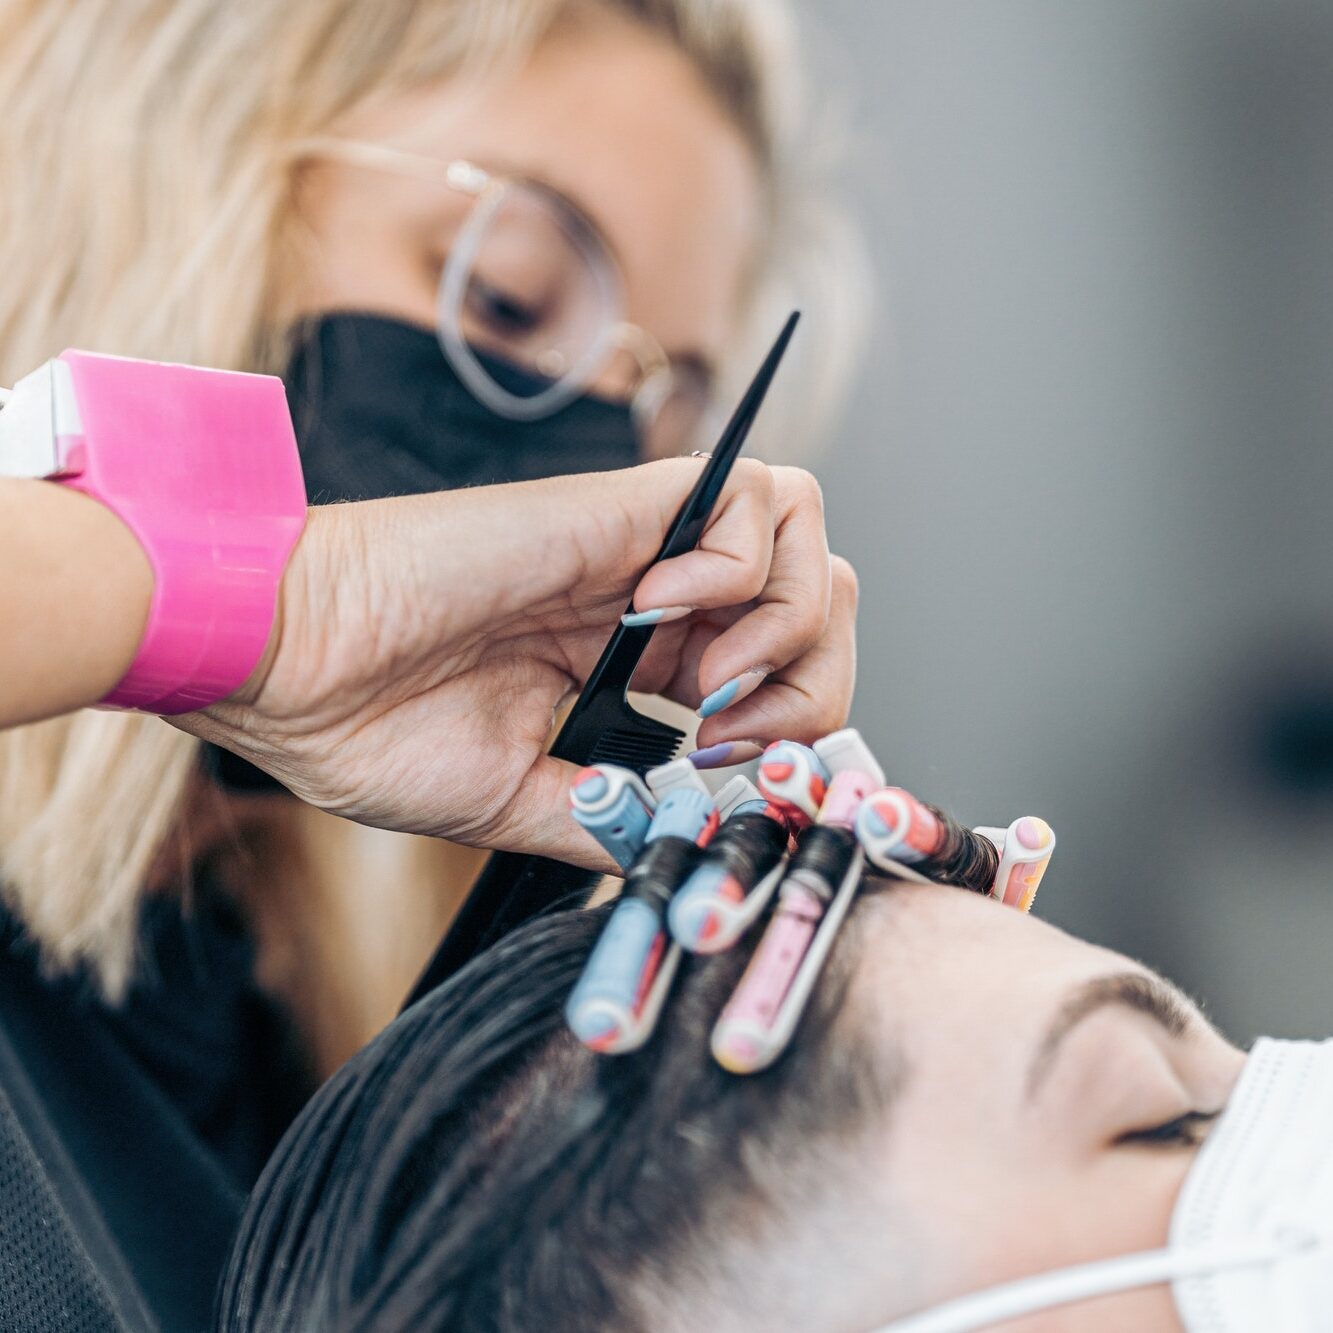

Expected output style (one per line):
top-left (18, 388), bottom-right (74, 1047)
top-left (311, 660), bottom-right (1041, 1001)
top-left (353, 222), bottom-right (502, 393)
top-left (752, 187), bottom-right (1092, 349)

top-left (201, 311), bottom-right (642, 796)
top-left (286, 311), bottom-right (642, 502)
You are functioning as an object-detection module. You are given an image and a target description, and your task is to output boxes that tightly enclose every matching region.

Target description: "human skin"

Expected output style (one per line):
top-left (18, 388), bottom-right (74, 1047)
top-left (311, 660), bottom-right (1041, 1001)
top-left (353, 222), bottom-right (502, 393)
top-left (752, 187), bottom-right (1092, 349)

top-left (798, 886), bottom-right (1246, 1332)
top-left (0, 455), bottom-right (852, 867)
top-left (275, 8), bottom-right (832, 784)
top-left (0, 8), bottom-right (858, 864)
top-left (111, 4), bottom-right (843, 1065)
top-left (190, 458), bottom-right (856, 865)
top-left (0, 478), bottom-right (154, 723)
top-left (282, 4), bottom-right (762, 421)
top-left (227, 0), bottom-right (855, 1054)
top-left (218, 882), bottom-right (1246, 1331)
top-left (206, 5), bottom-right (856, 856)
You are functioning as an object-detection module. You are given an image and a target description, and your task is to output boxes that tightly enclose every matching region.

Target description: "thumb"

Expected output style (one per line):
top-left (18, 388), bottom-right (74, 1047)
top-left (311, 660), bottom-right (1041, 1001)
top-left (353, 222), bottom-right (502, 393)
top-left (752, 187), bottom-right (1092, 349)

top-left (485, 751), bottom-right (621, 873)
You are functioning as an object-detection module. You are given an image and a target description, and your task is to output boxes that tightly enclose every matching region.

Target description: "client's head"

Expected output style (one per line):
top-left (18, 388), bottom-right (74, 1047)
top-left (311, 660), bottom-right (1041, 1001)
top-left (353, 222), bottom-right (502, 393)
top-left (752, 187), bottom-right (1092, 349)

top-left (216, 882), bottom-right (1244, 1333)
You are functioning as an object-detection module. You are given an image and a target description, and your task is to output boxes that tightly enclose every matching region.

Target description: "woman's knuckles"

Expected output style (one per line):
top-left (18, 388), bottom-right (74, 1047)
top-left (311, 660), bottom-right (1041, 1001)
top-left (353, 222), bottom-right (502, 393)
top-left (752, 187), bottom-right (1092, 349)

top-left (830, 553), bottom-right (859, 610)
top-left (772, 464), bottom-right (826, 520)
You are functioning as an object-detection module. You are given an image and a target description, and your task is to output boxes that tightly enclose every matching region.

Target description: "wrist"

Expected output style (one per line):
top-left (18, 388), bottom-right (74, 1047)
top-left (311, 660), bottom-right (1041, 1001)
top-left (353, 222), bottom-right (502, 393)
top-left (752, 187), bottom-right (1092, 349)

top-left (0, 479), bottom-right (153, 726)
top-left (224, 504), bottom-right (324, 712)
top-left (221, 500), bottom-right (376, 713)
top-left (1, 351), bottom-right (307, 714)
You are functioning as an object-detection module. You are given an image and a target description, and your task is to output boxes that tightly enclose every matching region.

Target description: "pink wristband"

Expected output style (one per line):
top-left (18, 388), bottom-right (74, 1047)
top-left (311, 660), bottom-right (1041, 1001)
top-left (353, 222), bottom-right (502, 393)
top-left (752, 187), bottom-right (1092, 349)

top-left (54, 351), bottom-right (306, 714)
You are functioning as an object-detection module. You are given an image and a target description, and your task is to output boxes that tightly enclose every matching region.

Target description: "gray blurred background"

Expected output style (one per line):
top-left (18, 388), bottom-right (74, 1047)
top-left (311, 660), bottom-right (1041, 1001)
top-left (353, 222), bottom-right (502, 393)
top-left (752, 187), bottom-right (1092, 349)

top-left (808, 0), bottom-right (1333, 1041)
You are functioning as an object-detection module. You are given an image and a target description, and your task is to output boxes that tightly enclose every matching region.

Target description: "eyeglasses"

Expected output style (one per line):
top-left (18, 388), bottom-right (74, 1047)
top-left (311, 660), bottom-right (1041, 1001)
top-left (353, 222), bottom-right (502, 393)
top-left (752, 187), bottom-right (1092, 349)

top-left (288, 137), bottom-right (716, 455)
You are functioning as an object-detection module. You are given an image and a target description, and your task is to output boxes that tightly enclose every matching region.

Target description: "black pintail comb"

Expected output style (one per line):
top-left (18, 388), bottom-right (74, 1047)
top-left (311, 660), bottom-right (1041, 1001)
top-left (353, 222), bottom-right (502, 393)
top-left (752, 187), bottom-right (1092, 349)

top-left (402, 311), bottom-right (800, 1009)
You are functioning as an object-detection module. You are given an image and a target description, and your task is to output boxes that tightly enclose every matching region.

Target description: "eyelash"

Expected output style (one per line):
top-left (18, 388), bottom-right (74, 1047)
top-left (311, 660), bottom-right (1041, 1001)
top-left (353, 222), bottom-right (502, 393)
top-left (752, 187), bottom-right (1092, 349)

top-left (1117, 1110), bottom-right (1220, 1149)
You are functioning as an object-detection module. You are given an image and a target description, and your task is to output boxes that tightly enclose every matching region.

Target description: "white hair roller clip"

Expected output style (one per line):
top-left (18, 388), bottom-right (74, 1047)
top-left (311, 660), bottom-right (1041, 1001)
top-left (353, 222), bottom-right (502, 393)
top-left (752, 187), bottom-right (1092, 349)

top-left (646, 756), bottom-right (711, 800)
top-left (974, 818), bottom-right (1056, 912)
top-left (812, 727), bottom-right (886, 786)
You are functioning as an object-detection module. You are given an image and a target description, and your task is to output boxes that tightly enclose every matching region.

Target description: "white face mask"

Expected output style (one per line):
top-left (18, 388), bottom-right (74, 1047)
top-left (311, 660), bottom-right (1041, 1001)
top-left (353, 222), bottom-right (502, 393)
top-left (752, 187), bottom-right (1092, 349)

top-left (868, 1038), bottom-right (1333, 1333)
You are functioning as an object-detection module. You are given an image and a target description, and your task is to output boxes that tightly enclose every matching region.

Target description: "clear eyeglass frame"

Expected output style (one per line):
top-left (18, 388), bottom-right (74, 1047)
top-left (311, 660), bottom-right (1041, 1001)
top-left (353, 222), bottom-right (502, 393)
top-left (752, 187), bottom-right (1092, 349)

top-left (286, 137), bottom-right (714, 450)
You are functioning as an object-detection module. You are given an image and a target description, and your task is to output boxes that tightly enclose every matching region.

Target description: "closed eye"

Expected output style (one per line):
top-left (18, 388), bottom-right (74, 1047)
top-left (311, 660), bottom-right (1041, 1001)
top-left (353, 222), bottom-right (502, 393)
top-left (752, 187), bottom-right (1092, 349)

top-left (1115, 1109), bottom-right (1220, 1149)
top-left (465, 276), bottom-right (546, 336)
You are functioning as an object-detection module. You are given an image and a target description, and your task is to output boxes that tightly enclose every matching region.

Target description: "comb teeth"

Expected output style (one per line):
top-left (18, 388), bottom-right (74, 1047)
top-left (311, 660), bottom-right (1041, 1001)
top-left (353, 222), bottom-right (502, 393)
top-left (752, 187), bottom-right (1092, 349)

top-left (588, 722), bottom-right (685, 774)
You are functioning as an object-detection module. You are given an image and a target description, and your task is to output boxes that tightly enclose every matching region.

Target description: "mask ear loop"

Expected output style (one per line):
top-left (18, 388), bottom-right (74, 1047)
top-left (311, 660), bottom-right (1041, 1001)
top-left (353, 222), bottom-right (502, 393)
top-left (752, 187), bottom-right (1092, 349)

top-left (865, 1232), bottom-right (1310, 1333)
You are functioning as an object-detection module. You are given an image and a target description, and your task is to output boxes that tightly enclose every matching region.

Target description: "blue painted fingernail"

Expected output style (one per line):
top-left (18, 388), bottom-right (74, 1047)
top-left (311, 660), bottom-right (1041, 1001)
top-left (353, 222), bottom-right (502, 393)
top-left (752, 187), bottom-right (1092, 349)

top-left (621, 604), bottom-right (692, 627)
top-left (689, 741), bottom-right (735, 768)
top-left (698, 667), bottom-right (770, 719)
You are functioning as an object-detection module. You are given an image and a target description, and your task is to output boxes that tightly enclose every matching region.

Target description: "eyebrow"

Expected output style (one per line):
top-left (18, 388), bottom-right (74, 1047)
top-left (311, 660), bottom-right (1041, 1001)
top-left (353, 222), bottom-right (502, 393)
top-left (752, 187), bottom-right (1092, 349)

top-left (1025, 971), bottom-right (1202, 1099)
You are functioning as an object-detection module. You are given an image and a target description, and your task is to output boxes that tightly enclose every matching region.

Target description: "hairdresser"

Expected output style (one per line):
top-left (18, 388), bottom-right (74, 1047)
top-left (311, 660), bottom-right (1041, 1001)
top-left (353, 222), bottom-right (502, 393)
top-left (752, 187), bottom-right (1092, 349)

top-left (0, 0), bottom-right (860, 1325)
top-left (3, 0), bottom-right (857, 1145)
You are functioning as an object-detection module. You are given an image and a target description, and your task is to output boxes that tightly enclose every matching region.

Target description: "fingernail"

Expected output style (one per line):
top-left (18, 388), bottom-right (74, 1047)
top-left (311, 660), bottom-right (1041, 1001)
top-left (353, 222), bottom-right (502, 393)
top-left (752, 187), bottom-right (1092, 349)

top-left (687, 740), bottom-right (767, 770)
top-left (621, 605), bottom-right (693, 627)
top-left (698, 667), bottom-right (771, 719)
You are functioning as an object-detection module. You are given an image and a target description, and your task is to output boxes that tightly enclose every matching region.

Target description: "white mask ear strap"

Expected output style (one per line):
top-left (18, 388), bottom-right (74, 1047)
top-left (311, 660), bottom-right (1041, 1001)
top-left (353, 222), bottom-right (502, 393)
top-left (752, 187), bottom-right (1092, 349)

top-left (865, 1236), bottom-right (1298, 1333)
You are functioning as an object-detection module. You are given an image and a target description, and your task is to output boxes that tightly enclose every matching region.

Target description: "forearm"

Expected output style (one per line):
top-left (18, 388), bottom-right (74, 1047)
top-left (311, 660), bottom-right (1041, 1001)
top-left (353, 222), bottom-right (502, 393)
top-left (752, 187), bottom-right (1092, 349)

top-left (0, 479), bottom-right (153, 728)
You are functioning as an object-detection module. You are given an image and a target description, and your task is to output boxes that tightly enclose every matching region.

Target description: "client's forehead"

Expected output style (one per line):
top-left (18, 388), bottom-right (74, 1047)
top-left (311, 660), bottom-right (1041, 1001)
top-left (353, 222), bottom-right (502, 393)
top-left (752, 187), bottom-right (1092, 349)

top-left (853, 879), bottom-right (1115, 984)
top-left (846, 883), bottom-right (1134, 1090)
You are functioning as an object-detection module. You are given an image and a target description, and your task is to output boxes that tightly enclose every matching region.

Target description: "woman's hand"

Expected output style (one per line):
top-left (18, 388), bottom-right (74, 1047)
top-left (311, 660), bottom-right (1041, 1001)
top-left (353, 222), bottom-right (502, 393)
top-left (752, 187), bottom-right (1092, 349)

top-left (181, 458), bottom-right (857, 867)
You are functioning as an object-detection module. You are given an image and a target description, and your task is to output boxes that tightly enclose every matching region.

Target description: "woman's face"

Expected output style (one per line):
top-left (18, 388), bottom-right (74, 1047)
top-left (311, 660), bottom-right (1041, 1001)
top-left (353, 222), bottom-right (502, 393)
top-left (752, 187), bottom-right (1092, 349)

top-left (852, 885), bottom-right (1246, 1330)
top-left (285, 7), bottom-right (761, 456)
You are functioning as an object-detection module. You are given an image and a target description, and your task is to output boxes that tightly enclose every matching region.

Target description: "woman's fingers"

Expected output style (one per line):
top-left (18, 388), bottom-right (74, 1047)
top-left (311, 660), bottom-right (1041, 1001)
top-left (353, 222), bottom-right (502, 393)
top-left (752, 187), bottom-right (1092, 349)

top-left (690, 466), bottom-right (833, 702)
top-left (638, 464), bottom-right (845, 703)
top-left (467, 749), bottom-right (620, 871)
top-left (624, 463), bottom-right (856, 751)
top-left (497, 461), bottom-right (854, 850)
top-left (626, 458), bottom-right (776, 617)
top-left (629, 464), bottom-right (836, 700)
top-left (692, 553), bottom-right (858, 751)
top-left (479, 553), bottom-right (852, 855)
top-left (193, 452), bottom-right (857, 855)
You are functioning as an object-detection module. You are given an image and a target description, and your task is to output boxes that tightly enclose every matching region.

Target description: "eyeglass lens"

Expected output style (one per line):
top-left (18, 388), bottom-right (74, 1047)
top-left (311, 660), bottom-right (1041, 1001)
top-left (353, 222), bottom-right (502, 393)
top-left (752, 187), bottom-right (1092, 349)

top-left (437, 179), bottom-right (712, 453)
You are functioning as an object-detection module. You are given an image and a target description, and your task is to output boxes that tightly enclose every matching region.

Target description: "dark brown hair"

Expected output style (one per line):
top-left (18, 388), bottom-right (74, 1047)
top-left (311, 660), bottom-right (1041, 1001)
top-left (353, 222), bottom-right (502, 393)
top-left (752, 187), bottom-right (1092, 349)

top-left (215, 892), bottom-right (897, 1331)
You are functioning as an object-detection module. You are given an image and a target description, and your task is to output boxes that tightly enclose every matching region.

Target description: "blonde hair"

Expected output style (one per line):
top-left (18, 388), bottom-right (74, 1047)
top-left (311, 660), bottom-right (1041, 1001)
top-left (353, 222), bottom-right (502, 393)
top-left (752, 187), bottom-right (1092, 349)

top-left (0, 0), bottom-right (864, 998)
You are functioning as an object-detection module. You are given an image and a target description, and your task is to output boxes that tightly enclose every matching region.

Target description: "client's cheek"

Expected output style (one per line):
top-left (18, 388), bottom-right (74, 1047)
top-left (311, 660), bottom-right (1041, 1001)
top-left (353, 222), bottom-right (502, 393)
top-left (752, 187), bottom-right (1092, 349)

top-left (993, 1151), bottom-right (1198, 1333)
top-left (1063, 1148), bottom-right (1195, 1259)
top-left (990, 1287), bottom-right (1185, 1332)
top-left (905, 1135), bottom-right (1195, 1317)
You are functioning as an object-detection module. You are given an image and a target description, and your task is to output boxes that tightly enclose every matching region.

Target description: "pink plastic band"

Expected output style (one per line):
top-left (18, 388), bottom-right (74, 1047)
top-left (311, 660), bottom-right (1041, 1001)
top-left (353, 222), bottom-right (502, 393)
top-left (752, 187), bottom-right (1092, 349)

top-left (57, 351), bottom-right (306, 714)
